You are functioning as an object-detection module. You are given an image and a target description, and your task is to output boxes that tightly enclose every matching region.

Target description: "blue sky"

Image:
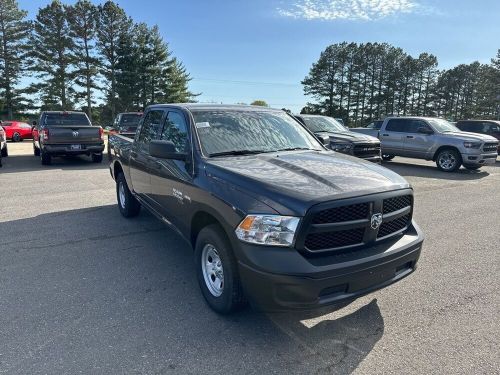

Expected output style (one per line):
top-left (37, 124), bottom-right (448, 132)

top-left (19, 0), bottom-right (500, 113)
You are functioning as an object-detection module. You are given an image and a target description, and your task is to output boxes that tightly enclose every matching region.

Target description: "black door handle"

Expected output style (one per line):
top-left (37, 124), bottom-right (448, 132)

top-left (382, 134), bottom-right (389, 137)
top-left (406, 135), bottom-right (414, 139)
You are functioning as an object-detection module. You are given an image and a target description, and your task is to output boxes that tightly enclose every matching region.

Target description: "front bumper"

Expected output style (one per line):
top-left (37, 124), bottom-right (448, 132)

top-left (43, 143), bottom-right (105, 156)
top-left (461, 152), bottom-right (497, 166)
top-left (235, 221), bottom-right (423, 311)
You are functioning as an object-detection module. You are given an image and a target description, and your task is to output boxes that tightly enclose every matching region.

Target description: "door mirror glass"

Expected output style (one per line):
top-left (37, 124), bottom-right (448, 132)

top-left (149, 140), bottom-right (187, 160)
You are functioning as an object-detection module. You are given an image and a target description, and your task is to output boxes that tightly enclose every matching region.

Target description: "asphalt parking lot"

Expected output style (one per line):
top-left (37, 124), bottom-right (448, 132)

top-left (1, 141), bottom-right (499, 374)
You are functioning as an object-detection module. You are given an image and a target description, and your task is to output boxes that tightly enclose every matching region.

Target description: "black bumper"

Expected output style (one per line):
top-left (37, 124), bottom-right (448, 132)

top-left (235, 221), bottom-right (423, 311)
top-left (43, 143), bottom-right (104, 156)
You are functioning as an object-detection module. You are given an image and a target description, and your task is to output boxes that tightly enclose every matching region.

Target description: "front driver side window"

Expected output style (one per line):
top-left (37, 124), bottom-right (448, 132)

top-left (161, 111), bottom-right (189, 152)
top-left (137, 110), bottom-right (164, 151)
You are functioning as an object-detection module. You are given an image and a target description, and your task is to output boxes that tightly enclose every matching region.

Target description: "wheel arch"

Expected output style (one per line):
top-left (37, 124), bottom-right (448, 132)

top-left (432, 145), bottom-right (461, 161)
top-left (191, 210), bottom-right (232, 248)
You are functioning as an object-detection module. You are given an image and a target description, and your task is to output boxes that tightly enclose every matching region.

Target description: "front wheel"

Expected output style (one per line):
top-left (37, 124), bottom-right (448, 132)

top-left (40, 149), bottom-right (51, 165)
top-left (116, 173), bottom-right (141, 217)
top-left (12, 132), bottom-right (21, 142)
top-left (195, 224), bottom-right (247, 314)
top-left (436, 149), bottom-right (461, 172)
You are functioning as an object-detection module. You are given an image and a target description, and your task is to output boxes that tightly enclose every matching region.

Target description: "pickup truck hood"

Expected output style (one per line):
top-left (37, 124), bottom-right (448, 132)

top-left (205, 150), bottom-right (409, 216)
top-left (440, 131), bottom-right (498, 142)
top-left (315, 131), bottom-right (379, 143)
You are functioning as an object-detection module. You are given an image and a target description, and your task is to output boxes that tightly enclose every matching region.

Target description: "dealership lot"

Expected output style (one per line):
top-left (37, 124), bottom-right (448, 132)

top-left (0, 142), bottom-right (499, 374)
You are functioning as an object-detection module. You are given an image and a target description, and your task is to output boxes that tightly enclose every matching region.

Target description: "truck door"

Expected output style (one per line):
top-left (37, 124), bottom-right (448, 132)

top-left (129, 109), bottom-right (166, 199)
top-left (150, 110), bottom-right (193, 234)
top-left (380, 119), bottom-right (407, 155)
top-left (402, 119), bottom-right (435, 158)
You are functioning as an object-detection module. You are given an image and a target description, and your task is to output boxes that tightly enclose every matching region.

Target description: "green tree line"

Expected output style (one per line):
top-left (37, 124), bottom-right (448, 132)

top-left (302, 42), bottom-right (500, 126)
top-left (0, 0), bottom-right (196, 124)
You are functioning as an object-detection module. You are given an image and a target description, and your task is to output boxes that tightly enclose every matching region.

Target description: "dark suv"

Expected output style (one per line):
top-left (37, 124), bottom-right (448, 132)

top-left (456, 120), bottom-right (500, 153)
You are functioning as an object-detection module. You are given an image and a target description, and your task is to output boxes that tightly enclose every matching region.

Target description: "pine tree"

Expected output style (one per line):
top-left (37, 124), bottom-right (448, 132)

top-left (0, 0), bottom-right (32, 118)
top-left (66, 0), bottom-right (99, 120)
top-left (161, 58), bottom-right (197, 103)
top-left (97, 0), bottom-right (131, 120)
top-left (30, 0), bottom-right (75, 110)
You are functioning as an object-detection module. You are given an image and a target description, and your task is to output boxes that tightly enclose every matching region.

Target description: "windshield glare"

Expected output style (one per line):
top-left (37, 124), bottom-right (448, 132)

top-left (427, 118), bottom-right (460, 133)
top-left (192, 110), bottom-right (323, 156)
top-left (301, 116), bottom-right (347, 133)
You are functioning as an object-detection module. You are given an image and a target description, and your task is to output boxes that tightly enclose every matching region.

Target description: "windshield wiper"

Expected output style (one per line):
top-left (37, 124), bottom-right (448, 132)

top-left (275, 147), bottom-right (316, 152)
top-left (209, 149), bottom-right (268, 157)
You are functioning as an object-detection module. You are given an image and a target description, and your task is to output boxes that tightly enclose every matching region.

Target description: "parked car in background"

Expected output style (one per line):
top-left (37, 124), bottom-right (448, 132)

top-left (353, 116), bottom-right (498, 171)
top-left (295, 114), bottom-right (381, 162)
top-left (456, 120), bottom-right (500, 153)
top-left (112, 112), bottom-right (143, 136)
top-left (364, 120), bottom-right (384, 130)
top-left (109, 104), bottom-right (424, 313)
top-left (1, 120), bottom-right (33, 142)
top-left (32, 111), bottom-right (105, 165)
top-left (0, 126), bottom-right (8, 167)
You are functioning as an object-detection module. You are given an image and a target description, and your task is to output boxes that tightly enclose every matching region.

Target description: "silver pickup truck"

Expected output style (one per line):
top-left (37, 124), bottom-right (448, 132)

top-left (352, 116), bottom-right (498, 171)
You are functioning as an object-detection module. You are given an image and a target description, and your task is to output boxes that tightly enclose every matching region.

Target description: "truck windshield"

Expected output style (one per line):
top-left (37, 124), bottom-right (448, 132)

top-left (44, 113), bottom-right (90, 126)
top-left (120, 114), bottom-right (141, 129)
top-left (192, 110), bottom-right (323, 156)
top-left (427, 119), bottom-right (460, 133)
top-left (301, 116), bottom-right (347, 133)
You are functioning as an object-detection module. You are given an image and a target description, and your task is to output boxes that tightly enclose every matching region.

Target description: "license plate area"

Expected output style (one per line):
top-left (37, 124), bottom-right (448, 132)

top-left (70, 144), bottom-right (81, 150)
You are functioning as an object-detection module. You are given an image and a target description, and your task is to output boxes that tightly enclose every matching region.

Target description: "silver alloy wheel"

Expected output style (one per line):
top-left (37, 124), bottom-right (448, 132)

top-left (438, 151), bottom-right (457, 171)
top-left (201, 244), bottom-right (224, 297)
top-left (118, 181), bottom-right (126, 208)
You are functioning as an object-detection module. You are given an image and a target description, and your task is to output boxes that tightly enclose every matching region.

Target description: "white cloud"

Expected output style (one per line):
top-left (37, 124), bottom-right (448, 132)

top-left (278, 0), bottom-right (422, 21)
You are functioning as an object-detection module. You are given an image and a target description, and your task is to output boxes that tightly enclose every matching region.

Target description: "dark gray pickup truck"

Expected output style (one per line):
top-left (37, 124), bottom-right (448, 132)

top-left (32, 111), bottom-right (105, 165)
top-left (109, 104), bottom-right (424, 313)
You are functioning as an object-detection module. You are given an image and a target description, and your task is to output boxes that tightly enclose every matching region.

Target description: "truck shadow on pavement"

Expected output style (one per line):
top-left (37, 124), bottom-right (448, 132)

top-left (382, 159), bottom-right (493, 180)
top-left (0, 204), bottom-right (384, 374)
top-left (0, 153), bottom-right (109, 173)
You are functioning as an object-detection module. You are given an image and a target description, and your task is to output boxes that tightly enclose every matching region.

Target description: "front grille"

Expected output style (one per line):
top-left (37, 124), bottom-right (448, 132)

top-left (313, 203), bottom-right (369, 224)
top-left (383, 195), bottom-right (412, 214)
top-left (353, 143), bottom-right (381, 158)
top-left (483, 143), bottom-right (498, 152)
top-left (305, 228), bottom-right (365, 250)
top-left (377, 214), bottom-right (411, 238)
top-left (300, 191), bottom-right (413, 254)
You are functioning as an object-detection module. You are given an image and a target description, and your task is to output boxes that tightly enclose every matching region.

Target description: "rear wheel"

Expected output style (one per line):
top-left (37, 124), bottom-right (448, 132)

top-left (116, 172), bottom-right (141, 217)
top-left (92, 153), bottom-right (103, 163)
top-left (12, 132), bottom-right (21, 142)
top-left (33, 142), bottom-right (40, 156)
top-left (1, 145), bottom-right (7, 157)
top-left (40, 149), bottom-right (51, 165)
top-left (382, 154), bottom-right (395, 161)
top-left (195, 224), bottom-right (247, 314)
top-left (436, 148), bottom-right (461, 172)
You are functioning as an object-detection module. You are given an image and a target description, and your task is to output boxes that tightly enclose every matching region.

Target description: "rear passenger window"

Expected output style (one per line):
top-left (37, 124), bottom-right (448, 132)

top-left (386, 119), bottom-right (409, 132)
top-left (137, 110), bottom-right (164, 150)
top-left (161, 111), bottom-right (189, 152)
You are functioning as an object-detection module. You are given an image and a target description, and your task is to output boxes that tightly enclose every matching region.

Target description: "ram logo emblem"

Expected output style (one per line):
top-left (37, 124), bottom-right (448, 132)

top-left (371, 213), bottom-right (383, 230)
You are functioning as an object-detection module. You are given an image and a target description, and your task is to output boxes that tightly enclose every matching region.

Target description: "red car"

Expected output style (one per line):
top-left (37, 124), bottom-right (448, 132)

top-left (1, 121), bottom-right (33, 142)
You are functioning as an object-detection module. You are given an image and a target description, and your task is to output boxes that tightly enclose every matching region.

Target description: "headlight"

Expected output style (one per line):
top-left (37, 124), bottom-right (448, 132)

top-left (235, 215), bottom-right (300, 247)
top-left (331, 142), bottom-right (353, 152)
top-left (463, 141), bottom-right (481, 149)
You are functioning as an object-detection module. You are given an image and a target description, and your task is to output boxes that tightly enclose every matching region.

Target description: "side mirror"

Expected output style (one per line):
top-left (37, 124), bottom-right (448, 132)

top-left (149, 140), bottom-right (187, 160)
top-left (32, 120), bottom-right (37, 126)
top-left (417, 127), bottom-right (433, 135)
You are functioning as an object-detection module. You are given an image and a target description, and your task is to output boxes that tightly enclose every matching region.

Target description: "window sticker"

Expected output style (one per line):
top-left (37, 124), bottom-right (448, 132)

top-left (196, 122), bottom-right (210, 128)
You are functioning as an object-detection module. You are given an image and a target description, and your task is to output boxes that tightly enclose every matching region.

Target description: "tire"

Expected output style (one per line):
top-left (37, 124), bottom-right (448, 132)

top-left (435, 148), bottom-right (461, 172)
top-left (92, 153), bottom-right (103, 163)
top-left (33, 142), bottom-right (40, 156)
top-left (195, 224), bottom-right (247, 314)
top-left (464, 165), bottom-right (481, 171)
top-left (1, 145), bottom-right (7, 157)
top-left (12, 132), bottom-right (21, 142)
top-left (382, 154), bottom-right (395, 161)
top-left (116, 172), bottom-right (141, 217)
top-left (40, 149), bottom-right (51, 165)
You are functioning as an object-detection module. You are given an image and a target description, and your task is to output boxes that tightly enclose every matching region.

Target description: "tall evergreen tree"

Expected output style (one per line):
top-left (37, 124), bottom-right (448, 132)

top-left (66, 0), bottom-right (99, 120)
top-left (30, 0), bottom-right (75, 110)
top-left (96, 0), bottom-right (131, 120)
top-left (0, 0), bottom-right (32, 118)
top-left (162, 58), bottom-right (196, 103)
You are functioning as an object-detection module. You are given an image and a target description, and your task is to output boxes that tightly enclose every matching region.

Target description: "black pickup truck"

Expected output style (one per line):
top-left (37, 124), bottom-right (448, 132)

top-left (109, 104), bottom-right (424, 313)
top-left (32, 111), bottom-right (105, 165)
